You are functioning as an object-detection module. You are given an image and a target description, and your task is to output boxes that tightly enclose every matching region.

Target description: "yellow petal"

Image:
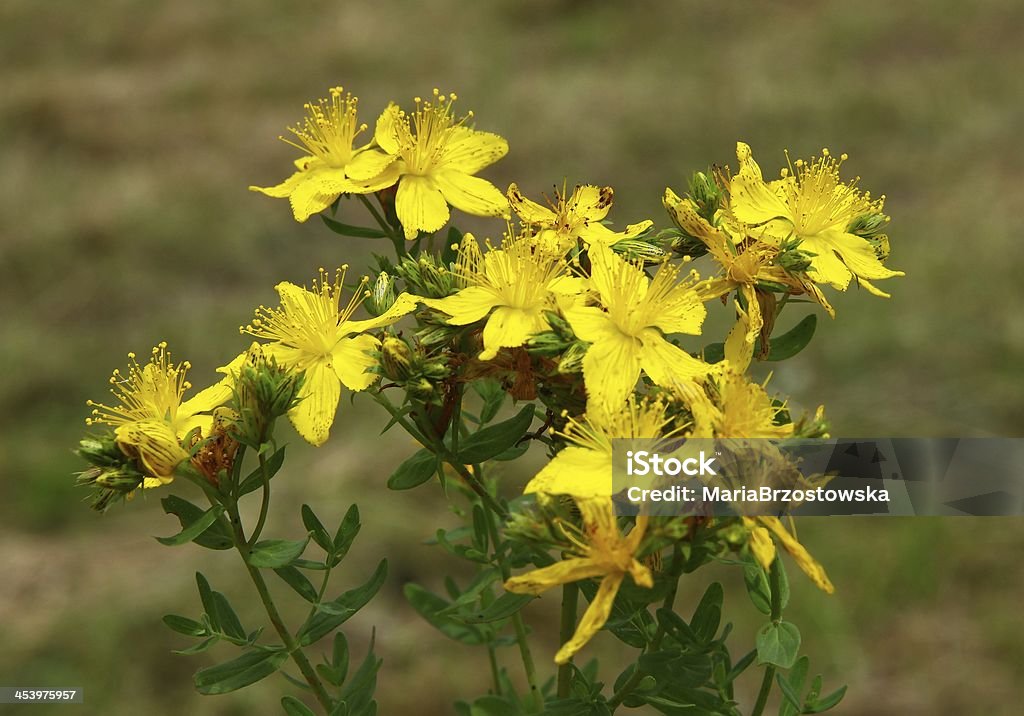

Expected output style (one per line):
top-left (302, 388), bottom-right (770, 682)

top-left (760, 517), bottom-right (834, 594)
top-left (524, 446), bottom-right (613, 498)
top-left (639, 330), bottom-right (712, 388)
top-left (346, 148), bottom-right (397, 181)
top-left (480, 306), bottom-right (547, 359)
top-left (177, 379), bottom-right (233, 429)
top-left (508, 183), bottom-right (557, 225)
top-left (343, 292), bottom-right (420, 334)
top-left (823, 229), bottom-right (905, 282)
top-left (249, 169), bottom-right (306, 199)
top-left (563, 303), bottom-right (612, 340)
top-left (800, 236), bottom-right (853, 290)
top-left (373, 104), bottom-right (403, 155)
top-left (423, 286), bottom-right (500, 325)
top-left (434, 169), bottom-right (509, 218)
top-left (287, 359), bottom-right (341, 446)
top-left (554, 573), bottom-right (625, 664)
top-left (743, 517), bottom-right (777, 572)
top-left (730, 142), bottom-right (793, 228)
top-left (568, 185), bottom-right (614, 222)
top-left (395, 175), bottom-right (449, 239)
top-left (287, 170), bottom-right (352, 222)
top-left (581, 332), bottom-right (643, 410)
top-left (504, 557), bottom-right (607, 596)
top-left (330, 334), bottom-right (380, 392)
top-left (440, 126), bottom-right (508, 174)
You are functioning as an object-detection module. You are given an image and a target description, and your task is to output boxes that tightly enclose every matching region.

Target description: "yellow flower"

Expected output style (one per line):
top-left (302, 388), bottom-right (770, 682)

top-left (524, 397), bottom-right (674, 499)
top-left (239, 267), bottom-right (417, 446)
top-left (86, 342), bottom-right (230, 485)
top-left (423, 234), bottom-right (585, 359)
top-left (508, 182), bottom-right (653, 252)
top-left (505, 497), bottom-right (652, 664)
top-left (373, 90), bottom-right (510, 239)
top-left (742, 516), bottom-right (834, 594)
top-left (730, 142), bottom-right (904, 297)
top-left (250, 87), bottom-right (400, 222)
top-left (566, 245), bottom-right (712, 410)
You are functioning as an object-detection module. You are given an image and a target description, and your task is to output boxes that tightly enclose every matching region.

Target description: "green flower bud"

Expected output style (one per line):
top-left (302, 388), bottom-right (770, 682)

top-left (395, 254), bottom-right (455, 298)
top-left (365, 271), bottom-right (397, 317)
top-left (380, 336), bottom-right (414, 382)
top-left (233, 343), bottom-right (304, 444)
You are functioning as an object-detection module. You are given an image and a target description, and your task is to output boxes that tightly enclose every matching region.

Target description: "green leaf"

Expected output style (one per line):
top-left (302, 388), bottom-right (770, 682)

top-left (756, 621), bottom-right (801, 669)
top-left (471, 379), bottom-right (506, 425)
top-left (469, 695), bottom-right (518, 716)
top-left (248, 535), bottom-right (311, 569)
top-left (155, 504), bottom-right (224, 546)
top-left (161, 496), bottom-right (232, 550)
top-left (690, 582), bottom-right (723, 643)
top-left (274, 566), bottom-right (319, 603)
top-left (281, 695), bottom-right (317, 716)
top-left (194, 648), bottom-right (288, 695)
top-left (238, 446), bottom-right (287, 497)
top-left (404, 583), bottom-right (486, 645)
top-left (765, 314), bottom-right (817, 361)
top-left (321, 215), bottom-right (387, 239)
top-left (195, 572), bottom-right (217, 624)
top-left (386, 448), bottom-right (439, 490)
top-left (806, 685), bottom-right (847, 713)
top-left (332, 504), bottom-right (361, 564)
top-left (162, 614), bottom-right (207, 637)
top-left (459, 592), bottom-right (536, 624)
top-left (337, 630), bottom-right (381, 714)
top-left (702, 314), bottom-right (818, 364)
top-left (457, 404), bottom-right (534, 464)
top-left (172, 636), bottom-right (218, 655)
top-left (298, 560), bottom-right (388, 646)
top-left (302, 504), bottom-right (334, 553)
top-left (211, 592), bottom-right (246, 640)
top-left (776, 557), bottom-right (791, 610)
top-left (778, 656), bottom-right (809, 716)
top-left (744, 563), bottom-right (772, 615)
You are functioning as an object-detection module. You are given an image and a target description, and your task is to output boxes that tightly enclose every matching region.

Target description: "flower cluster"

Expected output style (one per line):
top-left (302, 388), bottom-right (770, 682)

top-left (76, 86), bottom-right (902, 708)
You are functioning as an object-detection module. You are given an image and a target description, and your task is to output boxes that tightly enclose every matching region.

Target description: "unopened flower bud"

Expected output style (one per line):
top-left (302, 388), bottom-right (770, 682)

top-left (365, 271), bottom-right (397, 316)
top-left (380, 336), bottom-right (414, 382)
top-left (234, 343), bottom-right (303, 444)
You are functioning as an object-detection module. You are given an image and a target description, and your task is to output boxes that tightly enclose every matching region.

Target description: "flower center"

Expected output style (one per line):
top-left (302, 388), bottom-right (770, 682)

top-left (281, 87), bottom-right (365, 169)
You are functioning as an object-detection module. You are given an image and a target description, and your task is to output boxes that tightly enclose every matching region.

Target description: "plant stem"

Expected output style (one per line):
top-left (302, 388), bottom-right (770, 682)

top-left (750, 559), bottom-right (784, 716)
top-left (247, 451), bottom-right (273, 547)
top-left (369, 390), bottom-right (508, 519)
top-left (478, 473), bottom-right (542, 713)
top-left (607, 544), bottom-right (684, 710)
top-left (211, 475), bottom-right (334, 714)
top-left (356, 194), bottom-right (405, 258)
top-left (556, 583), bottom-right (579, 698)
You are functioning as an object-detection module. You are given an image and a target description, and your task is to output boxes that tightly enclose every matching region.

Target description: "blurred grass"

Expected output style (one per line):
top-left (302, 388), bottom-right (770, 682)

top-left (1, 0), bottom-right (1023, 713)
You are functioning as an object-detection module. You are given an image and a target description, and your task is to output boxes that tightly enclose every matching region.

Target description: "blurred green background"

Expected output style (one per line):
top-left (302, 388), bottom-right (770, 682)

top-left (2, 0), bottom-right (1023, 714)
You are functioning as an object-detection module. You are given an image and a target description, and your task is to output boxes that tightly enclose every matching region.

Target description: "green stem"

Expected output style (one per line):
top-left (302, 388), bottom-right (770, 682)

top-left (608, 544), bottom-right (685, 710)
top-left (487, 644), bottom-right (502, 696)
top-left (750, 559), bottom-right (784, 716)
top-left (247, 452), bottom-right (273, 547)
top-left (357, 194), bottom-right (405, 258)
top-left (370, 390), bottom-right (508, 519)
top-left (556, 583), bottom-right (579, 698)
top-left (478, 471), bottom-right (542, 712)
